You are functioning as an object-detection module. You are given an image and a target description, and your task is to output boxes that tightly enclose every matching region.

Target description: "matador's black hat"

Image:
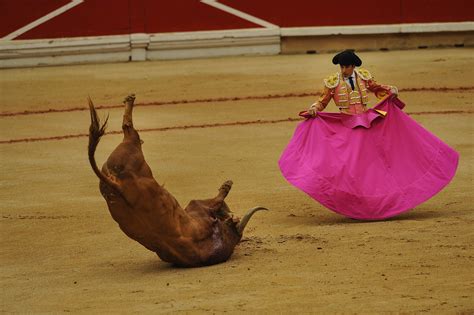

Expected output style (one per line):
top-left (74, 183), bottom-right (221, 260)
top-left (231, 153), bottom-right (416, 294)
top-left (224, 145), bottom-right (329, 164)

top-left (332, 49), bottom-right (362, 67)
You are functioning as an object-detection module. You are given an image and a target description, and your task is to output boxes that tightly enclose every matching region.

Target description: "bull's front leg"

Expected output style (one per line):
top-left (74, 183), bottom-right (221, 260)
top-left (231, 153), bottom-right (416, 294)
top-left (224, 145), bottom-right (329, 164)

top-left (185, 180), bottom-right (234, 219)
top-left (211, 180), bottom-right (235, 220)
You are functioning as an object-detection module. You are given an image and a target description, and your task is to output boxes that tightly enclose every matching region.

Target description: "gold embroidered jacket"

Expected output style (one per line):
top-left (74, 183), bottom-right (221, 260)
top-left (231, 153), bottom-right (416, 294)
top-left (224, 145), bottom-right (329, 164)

top-left (316, 68), bottom-right (393, 115)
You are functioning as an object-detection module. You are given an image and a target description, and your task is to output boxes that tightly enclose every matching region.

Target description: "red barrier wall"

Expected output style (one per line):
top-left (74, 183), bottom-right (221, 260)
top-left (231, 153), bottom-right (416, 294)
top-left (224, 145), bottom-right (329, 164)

top-left (2, 0), bottom-right (473, 40)
top-left (0, 0), bottom-right (70, 37)
top-left (401, 0), bottom-right (474, 23)
top-left (14, 0), bottom-right (131, 39)
top-left (221, 0), bottom-right (474, 26)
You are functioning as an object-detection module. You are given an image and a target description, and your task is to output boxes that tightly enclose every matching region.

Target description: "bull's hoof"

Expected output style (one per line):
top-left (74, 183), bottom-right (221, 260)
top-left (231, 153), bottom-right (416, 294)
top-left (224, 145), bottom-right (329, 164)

top-left (219, 180), bottom-right (233, 194)
top-left (123, 94), bottom-right (136, 105)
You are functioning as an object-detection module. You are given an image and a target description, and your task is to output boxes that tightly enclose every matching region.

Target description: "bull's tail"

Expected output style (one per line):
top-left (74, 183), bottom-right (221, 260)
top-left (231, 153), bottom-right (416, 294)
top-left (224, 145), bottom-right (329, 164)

top-left (88, 97), bottom-right (123, 196)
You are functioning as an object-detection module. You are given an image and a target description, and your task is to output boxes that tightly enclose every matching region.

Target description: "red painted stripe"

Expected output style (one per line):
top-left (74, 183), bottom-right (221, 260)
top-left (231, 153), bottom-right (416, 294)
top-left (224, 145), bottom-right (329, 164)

top-left (1, 86), bottom-right (472, 117)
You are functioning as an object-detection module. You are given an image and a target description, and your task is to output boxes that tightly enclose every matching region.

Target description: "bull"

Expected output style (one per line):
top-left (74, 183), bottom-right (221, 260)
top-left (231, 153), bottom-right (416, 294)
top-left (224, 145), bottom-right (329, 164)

top-left (88, 94), bottom-right (266, 267)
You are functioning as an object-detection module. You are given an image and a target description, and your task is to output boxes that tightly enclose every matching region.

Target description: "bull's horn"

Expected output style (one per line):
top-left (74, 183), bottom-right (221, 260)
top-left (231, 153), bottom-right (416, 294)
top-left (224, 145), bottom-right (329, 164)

top-left (236, 206), bottom-right (268, 235)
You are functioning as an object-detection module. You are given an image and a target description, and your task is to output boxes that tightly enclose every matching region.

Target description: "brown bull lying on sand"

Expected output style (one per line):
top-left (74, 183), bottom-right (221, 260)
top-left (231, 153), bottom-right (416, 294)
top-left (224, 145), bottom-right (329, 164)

top-left (88, 94), bottom-right (267, 267)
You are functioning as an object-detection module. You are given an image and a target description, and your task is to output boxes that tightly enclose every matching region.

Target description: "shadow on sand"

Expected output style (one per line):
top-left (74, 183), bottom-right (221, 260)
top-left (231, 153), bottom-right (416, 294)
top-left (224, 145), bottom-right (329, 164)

top-left (303, 209), bottom-right (447, 226)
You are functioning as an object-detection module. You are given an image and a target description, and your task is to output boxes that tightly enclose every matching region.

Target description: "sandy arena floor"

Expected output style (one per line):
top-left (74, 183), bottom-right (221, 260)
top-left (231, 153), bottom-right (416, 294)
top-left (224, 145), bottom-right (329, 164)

top-left (1, 48), bottom-right (473, 313)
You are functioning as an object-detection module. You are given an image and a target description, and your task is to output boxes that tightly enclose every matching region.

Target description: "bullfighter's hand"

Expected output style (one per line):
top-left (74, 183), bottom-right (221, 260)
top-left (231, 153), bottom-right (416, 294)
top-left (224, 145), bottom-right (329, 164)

top-left (390, 86), bottom-right (398, 96)
top-left (308, 103), bottom-right (318, 117)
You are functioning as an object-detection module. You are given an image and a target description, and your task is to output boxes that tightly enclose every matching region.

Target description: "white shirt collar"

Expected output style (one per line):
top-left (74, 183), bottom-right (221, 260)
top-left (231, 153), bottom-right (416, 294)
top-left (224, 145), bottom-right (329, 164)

top-left (343, 71), bottom-right (356, 80)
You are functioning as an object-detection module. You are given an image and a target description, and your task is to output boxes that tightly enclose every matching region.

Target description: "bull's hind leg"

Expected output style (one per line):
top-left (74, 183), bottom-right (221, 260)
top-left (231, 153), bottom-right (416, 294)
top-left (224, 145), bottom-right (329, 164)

top-left (122, 94), bottom-right (141, 143)
top-left (216, 180), bottom-right (233, 203)
top-left (123, 94), bottom-right (135, 128)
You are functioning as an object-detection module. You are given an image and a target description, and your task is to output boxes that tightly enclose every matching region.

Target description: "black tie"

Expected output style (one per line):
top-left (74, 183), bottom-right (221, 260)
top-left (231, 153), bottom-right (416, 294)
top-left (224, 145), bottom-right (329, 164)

top-left (348, 76), bottom-right (355, 90)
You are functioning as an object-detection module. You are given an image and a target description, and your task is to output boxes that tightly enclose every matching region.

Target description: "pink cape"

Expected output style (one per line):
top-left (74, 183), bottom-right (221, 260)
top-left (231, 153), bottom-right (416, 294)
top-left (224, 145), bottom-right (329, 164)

top-left (278, 97), bottom-right (459, 220)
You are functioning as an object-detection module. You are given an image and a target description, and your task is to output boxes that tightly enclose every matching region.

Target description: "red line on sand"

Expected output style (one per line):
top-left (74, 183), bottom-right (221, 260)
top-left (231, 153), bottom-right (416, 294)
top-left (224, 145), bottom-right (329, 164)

top-left (0, 118), bottom-right (297, 144)
top-left (1, 86), bottom-right (473, 118)
top-left (0, 92), bottom-right (316, 117)
top-left (1, 110), bottom-right (472, 145)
